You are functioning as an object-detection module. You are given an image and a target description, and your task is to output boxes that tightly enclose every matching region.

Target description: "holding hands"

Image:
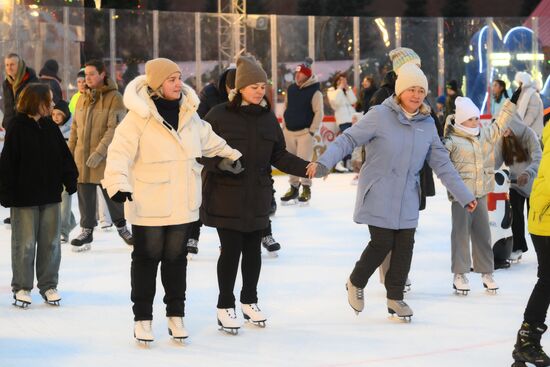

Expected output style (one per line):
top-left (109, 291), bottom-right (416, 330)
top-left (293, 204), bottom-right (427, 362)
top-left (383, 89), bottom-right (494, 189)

top-left (306, 162), bottom-right (330, 179)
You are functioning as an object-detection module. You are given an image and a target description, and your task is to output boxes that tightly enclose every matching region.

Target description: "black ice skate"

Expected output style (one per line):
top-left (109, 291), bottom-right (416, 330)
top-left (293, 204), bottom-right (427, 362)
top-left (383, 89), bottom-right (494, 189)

top-left (13, 290), bottom-right (31, 309)
top-left (298, 185), bottom-right (311, 206)
top-left (387, 299), bottom-right (413, 322)
top-left (512, 322), bottom-right (550, 367)
top-left (261, 235), bottom-right (281, 256)
top-left (71, 228), bottom-right (93, 252)
top-left (280, 184), bottom-right (300, 206)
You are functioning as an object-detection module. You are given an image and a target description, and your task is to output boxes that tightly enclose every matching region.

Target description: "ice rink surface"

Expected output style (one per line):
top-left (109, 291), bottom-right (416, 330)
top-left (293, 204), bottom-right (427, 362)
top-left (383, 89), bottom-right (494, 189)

top-left (0, 173), bottom-right (541, 367)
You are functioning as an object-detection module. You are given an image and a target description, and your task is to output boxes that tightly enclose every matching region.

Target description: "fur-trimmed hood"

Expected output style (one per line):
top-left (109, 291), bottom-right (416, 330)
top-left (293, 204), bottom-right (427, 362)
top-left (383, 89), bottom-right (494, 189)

top-left (123, 75), bottom-right (201, 127)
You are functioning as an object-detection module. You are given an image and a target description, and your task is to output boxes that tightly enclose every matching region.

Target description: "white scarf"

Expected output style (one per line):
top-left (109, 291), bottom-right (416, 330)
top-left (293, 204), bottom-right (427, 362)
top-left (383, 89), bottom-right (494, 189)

top-left (516, 86), bottom-right (536, 120)
top-left (455, 123), bottom-right (479, 136)
top-left (400, 106), bottom-right (419, 120)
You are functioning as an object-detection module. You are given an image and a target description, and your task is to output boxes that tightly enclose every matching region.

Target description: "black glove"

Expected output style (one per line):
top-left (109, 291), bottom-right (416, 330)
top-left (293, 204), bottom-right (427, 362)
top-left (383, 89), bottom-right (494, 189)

top-left (111, 191), bottom-right (133, 203)
top-left (217, 158), bottom-right (245, 175)
top-left (510, 85), bottom-right (522, 104)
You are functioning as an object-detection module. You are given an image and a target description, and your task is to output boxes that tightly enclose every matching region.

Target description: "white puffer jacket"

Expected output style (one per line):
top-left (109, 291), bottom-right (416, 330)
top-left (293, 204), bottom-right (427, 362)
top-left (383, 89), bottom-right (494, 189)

top-left (102, 75), bottom-right (241, 226)
top-left (327, 86), bottom-right (357, 126)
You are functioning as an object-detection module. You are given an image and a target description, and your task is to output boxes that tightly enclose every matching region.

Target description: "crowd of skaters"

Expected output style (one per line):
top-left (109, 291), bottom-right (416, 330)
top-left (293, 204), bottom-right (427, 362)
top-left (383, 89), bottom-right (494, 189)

top-left (0, 48), bottom-right (549, 366)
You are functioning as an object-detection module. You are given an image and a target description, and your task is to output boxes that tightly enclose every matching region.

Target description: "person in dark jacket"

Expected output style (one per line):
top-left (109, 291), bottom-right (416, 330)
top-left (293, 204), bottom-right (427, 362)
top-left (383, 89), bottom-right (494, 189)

top-left (0, 83), bottom-right (78, 308)
top-left (369, 70), bottom-right (396, 107)
top-left (200, 55), bottom-right (310, 334)
top-left (444, 79), bottom-right (462, 123)
top-left (39, 59), bottom-right (63, 104)
top-left (356, 75), bottom-right (378, 113)
top-left (191, 64), bottom-right (282, 257)
top-left (197, 65), bottom-right (236, 119)
top-left (2, 53), bottom-right (38, 132)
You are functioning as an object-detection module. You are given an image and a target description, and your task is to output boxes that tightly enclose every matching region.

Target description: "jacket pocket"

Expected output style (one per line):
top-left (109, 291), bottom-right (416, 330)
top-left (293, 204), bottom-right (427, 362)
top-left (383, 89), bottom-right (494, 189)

top-left (134, 169), bottom-right (172, 217)
top-left (188, 162), bottom-right (203, 211)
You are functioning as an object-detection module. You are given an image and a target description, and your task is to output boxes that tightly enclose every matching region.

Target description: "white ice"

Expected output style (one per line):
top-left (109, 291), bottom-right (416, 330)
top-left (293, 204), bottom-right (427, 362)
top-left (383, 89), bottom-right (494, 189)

top-left (0, 173), bottom-right (541, 367)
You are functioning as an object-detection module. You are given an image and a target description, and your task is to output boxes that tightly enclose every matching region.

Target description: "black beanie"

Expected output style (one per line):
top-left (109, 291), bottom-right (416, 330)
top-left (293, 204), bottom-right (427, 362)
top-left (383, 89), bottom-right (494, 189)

top-left (53, 100), bottom-right (71, 124)
top-left (40, 59), bottom-right (61, 81)
top-left (446, 80), bottom-right (458, 92)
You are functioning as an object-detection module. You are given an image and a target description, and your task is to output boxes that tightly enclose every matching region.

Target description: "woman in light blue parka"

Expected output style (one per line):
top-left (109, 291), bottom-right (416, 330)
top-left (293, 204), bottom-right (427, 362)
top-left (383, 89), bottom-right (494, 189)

top-left (306, 64), bottom-right (477, 320)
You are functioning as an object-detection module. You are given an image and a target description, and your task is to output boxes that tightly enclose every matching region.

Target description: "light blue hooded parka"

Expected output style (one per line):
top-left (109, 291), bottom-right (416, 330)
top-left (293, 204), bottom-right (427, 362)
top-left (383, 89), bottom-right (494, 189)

top-left (317, 96), bottom-right (475, 230)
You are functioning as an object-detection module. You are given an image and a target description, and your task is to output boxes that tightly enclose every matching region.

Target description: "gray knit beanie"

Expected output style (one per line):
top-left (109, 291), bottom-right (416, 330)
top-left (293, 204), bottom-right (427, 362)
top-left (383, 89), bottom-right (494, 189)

top-left (235, 56), bottom-right (267, 90)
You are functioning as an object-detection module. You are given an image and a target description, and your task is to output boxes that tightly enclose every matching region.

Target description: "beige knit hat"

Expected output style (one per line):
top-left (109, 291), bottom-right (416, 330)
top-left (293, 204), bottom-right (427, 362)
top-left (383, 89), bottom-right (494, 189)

top-left (395, 64), bottom-right (428, 96)
top-left (389, 47), bottom-right (421, 75)
top-left (235, 55), bottom-right (268, 90)
top-left (145, 58), bottom-right (181, 91)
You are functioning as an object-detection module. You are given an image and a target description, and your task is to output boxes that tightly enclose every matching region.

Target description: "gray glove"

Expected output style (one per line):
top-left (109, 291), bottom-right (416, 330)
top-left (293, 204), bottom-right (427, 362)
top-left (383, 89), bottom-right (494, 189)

top-left (218, 158), bottom-right (245, 175)
top-left (86, 152), bottom-right (104, 168)
top-left (314, 163), bottom-right (330, 178)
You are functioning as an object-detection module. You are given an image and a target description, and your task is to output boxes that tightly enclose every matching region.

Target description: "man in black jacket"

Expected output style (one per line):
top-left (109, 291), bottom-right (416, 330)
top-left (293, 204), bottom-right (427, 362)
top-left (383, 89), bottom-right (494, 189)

top-left (2, 53), bottom-right (38, 132)
top-left (197, 65), bottom-right (236, 119)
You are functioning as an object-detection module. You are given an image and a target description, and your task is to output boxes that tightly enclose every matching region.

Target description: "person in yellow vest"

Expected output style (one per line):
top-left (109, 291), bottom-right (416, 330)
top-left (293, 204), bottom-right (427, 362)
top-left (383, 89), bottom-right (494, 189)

top-left (511, 121), bottom-right (550, 366)
top-left (68, 69), bottom-right (85, 116)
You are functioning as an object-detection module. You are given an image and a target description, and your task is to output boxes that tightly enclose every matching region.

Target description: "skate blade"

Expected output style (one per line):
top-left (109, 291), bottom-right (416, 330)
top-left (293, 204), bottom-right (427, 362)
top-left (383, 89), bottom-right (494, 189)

top-left (403, 284), bottom-right (412, 293)
top-left (281, 199), bottom-right (298, 206)
top-left (71, 244), bottom-right (91, 253)
top-left (217, 319), bottom-right (240, 335)
top-left (45, 300), bottom-right (61, 306)
top-left (266, 251), bottom-right (279, 258)
top-left (387, 308), bottom-right (413, 321)
top-left (13, 300), bottom-right (30, 309)
top-left (168, 329), bottom-right (189, 341)
top-left (243, 314), bottom-right (267, 328)
top-left (134, 332), bottom-right (154, 345)
top-left (453, 285), bottom-right (470, 295)
top-left (484, 286), bottom-right (498, 295)
top-left (298, 201), bottom-right (310, 207)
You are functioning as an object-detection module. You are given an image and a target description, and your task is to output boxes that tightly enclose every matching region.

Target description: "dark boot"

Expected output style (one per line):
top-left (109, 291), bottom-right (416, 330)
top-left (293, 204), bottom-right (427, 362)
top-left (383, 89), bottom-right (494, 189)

top-left (71, 228), bottom-right (93, 252)
top-left (298, 185), bottom-right (311, 203)
top-left (512, 322), bottom-right (550, 366)
top-left (280, 184), bottom-right (300, 203)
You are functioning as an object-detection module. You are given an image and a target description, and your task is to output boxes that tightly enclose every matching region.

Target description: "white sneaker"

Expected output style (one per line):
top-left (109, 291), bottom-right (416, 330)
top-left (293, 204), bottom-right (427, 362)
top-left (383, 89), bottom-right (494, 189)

top-left (453, 273), bottom-right (470, 293)
top-left (217, 308), bottom-right (241, 334)
top-left (482, 273), bottom-right (499, 292)
top-left (334, 161), bottom-right (349, 173)
top-left (134, 320), bottom-right (154, 343)
top-left (43, 288), bottom-right (61, 305)
top-left (167, 316), bottom-right (188, 340)
top-left (241, 303), bottom-right (267, 326)
top-left (13, 289), bottom-right (32, 307)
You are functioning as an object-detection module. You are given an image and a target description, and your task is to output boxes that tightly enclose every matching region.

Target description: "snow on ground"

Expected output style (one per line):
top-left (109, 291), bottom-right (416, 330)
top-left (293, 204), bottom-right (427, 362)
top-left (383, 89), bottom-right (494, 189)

top-left (0, 173), bottom-right (540, 367)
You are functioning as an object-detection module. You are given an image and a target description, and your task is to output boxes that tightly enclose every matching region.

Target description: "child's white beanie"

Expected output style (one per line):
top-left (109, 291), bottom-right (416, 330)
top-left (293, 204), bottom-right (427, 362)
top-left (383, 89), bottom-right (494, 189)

top-left (454, 96), bottom-right (480, 125)
top-left (395, 64), bottom-right (428, 96)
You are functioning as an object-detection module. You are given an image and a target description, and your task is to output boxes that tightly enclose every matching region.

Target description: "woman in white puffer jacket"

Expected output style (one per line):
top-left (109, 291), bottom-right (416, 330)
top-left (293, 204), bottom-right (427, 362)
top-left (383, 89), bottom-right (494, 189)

top-left (327, 72), bottom-right (357, 171)
top-left (102, 58), bottom-right (241, 344)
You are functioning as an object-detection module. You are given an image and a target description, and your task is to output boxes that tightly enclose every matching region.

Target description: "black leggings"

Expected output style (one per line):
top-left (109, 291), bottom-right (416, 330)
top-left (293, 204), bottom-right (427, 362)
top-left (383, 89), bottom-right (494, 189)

top-left (523, 234), bottom-right (550, 325)
top-left (216, 228), bottom-right (262, 309)
top-left (350, 226), bottom-right (416, 300)
top-left (510, 189), bottom-right (530, 252)
top-left (131, 224), bottom-right (190, 321)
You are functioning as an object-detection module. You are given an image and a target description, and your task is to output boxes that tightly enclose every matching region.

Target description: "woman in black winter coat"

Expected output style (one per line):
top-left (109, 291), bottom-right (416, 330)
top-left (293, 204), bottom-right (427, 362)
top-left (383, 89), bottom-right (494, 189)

top-left (200, 56), bottom-right (310, 334)
top-left (0, 83), bottom-right (78, 308)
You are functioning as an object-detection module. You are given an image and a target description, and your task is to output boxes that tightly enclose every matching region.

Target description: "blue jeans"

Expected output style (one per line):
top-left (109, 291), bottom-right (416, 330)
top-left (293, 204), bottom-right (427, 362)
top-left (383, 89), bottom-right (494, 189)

top-left (11, 203), bottom-right (61, 296)
top-left (60, 188), bottom-right (76, 238)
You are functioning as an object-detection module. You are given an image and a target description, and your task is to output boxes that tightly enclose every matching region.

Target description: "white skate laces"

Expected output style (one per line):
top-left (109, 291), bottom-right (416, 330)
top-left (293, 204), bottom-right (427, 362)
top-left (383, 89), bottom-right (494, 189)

top-left (262, 236), bottom-right (277, 247)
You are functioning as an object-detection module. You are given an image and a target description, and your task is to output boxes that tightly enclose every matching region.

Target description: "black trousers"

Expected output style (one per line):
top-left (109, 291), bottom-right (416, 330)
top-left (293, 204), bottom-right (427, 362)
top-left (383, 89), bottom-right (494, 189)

top-left (131, 224), bottom-right (190, 321)
top-left (350, 225), bottom-right (415, 300)
top-left (77, 183), bottom-right (125, 229)
top-left (510, 188), bottom-right (530, 252)
top-left (523, 234), bottom-right (550, 325)
top-left (189, 220), bottom-right (272, 241)
top-left (216, 228), bottom-right (262, 309)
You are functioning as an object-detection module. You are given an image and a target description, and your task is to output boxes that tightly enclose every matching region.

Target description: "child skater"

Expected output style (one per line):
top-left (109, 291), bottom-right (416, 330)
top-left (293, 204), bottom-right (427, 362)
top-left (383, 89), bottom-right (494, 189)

top-left (443, 91), bottom-right (519, 294)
